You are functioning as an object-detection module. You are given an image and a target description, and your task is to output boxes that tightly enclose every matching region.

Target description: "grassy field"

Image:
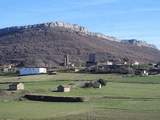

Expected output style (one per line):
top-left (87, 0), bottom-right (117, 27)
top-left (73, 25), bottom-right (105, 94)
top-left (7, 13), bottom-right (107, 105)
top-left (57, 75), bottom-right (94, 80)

top-left (0, 73), bottom-right (160, 120)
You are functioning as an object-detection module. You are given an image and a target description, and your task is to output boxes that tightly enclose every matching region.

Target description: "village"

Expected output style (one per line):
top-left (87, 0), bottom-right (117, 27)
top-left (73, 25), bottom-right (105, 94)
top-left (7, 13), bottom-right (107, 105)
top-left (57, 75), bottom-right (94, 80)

top-left (0, 54), bottom-right (160, 120)
top-left (0, 53), bottom-right (160, 99)
top-left (1, 53), bottom-right (160, 76)
top-left (1, 0), bottom-right (160, 119)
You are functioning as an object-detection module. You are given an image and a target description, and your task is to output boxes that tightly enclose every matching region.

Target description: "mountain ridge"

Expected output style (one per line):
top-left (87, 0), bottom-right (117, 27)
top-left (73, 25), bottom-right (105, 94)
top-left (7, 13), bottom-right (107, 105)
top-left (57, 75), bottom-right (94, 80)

top-left (0, 21), bottom-right (156, 49)
top-left (0, 21), bottom-right (118, 41)
top-left (0, 21), bottom-right (159, 67)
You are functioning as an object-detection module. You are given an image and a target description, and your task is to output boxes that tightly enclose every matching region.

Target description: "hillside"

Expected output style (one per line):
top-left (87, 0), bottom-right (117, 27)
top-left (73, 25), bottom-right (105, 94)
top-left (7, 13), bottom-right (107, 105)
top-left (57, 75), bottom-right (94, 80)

top-left (0, 21), bottom-right (160, 67)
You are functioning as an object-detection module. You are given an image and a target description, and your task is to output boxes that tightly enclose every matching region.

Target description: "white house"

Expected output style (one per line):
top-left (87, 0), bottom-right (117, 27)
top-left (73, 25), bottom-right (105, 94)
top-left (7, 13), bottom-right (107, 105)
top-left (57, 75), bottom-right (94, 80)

top-left (141, 70), bottom-right (149, 76)
top-left (106, 61), bottom-right (113, 65)
top-left (132, 61), bottom-right (140, 65)
top-left (19, 67), bottom-right (47, 75)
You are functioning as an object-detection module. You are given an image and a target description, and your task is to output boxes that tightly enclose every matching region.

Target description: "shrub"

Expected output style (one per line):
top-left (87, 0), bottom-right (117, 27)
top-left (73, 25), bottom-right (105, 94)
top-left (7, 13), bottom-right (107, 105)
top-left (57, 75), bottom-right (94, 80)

top-left (83, 82), bottom-right (93, 88)
top-left (97, 79), bottom-right (107, 86)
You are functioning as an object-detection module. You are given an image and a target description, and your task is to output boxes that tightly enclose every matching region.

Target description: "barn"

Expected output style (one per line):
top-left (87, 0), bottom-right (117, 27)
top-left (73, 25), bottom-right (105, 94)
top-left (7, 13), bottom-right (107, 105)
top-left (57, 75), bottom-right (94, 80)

top-left (19, 67), bottom-right (47, 75)
top-left (9, 82), bottom-right (24, 90)
top-left (57, 85), bottom-right (71, 92)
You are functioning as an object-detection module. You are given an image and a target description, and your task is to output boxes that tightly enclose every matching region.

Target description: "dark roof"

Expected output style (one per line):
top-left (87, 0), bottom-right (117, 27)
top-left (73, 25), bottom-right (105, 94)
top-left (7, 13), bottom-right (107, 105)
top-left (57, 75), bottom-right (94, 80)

top-left (10, 82), bottom-right (23, 86)
top-left (57, 85), bottom-right (70, 88)
top-left (20, 67), bottom-right (47, 69)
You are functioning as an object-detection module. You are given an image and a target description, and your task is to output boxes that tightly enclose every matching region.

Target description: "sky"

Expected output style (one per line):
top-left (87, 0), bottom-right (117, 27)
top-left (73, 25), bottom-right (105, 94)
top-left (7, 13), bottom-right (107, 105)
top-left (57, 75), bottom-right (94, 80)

top-left (0, 0), bottom-right (160, 48)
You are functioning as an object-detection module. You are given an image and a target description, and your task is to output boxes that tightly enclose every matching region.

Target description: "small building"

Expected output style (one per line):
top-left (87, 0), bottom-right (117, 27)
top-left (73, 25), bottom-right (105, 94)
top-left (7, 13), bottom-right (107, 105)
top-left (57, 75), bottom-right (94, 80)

top-left (124, 61), bottom-right (128, 65)
top-left (57, 85), bottom-right (71, 92)
top-left (19, 67), bottom-right (47, 75)
top-left (106, 61), bottom-right (113, 65)
top-left (155, 63), bottom-right (160, 68)
top-left (9, 82), bottom-right (24, 90)
top-left (74, 68), bottom-right (80, 72)
top-left (3, 67), bottom-right (10, 72)
top-left (86, 53), bottom-right (97, 67)
top-left (149, 68), bottom-right (160, 75)
top-left (132, 61), bottom-right (140, 66)
top-left (89, 53), bottom-right (96, 63)
top-left (0, 64), bottom-right (14, 73)
top-left (142, 70), bottom-right (149, 76)
top-left (135, 69), bottom-right (149, 76)
top-left (47, 70), bottom-right (57, 75)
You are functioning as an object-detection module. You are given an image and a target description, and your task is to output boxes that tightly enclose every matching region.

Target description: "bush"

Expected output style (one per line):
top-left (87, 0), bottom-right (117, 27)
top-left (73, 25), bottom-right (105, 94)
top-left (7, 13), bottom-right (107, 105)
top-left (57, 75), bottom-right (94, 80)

top-left (97, 79), bottom-right (107, 86)
top-left (83, 82), bottom-right (93, 88)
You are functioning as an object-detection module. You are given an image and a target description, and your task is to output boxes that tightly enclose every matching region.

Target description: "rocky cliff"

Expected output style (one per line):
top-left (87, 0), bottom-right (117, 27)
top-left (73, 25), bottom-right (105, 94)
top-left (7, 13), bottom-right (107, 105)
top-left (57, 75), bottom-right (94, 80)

top-left (121, 39), bottom-right (156, 49)
top-left (0, 21), bottom-right (117, 41)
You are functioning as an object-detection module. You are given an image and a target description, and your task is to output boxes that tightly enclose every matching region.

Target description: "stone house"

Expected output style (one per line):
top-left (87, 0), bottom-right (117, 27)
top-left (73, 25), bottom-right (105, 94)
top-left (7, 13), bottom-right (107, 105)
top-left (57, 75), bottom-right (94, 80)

top-left (9, 82), bottom-right (24, 90)
top-left (57, 85), bottom-right (71, 92)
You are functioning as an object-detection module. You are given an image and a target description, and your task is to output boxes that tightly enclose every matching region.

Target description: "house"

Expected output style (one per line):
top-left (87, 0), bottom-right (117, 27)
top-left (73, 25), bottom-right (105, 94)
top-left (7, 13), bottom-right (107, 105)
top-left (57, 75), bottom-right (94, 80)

top-left (86, 53), bottom-right (97, 67)
top-left (57, 85), bottom-right (71, 92)
top-left (74, 68), bottom-right (80, 72)
top-left (0, 64), bottom-right (16, 73)
top-left (9, 82), bottom-right (24, 90)
top-left (3, 67), bottom-right (10, 72)
top-left (141, 70), bottom-right (149, 76)
top-left (19, 67), bottom-right (47, 75)
top-left (155, 63), bottom-right (160, 68)
top-left (47, 70), bottom-right (57, 75)
top-left (88, 64), bottom-right (133, 74)
top-left (106, 61), bottom-right (113, 65)
top-left (148, 68), bottom-right (160, 75)
top-left (132, 61), bottom-right (140, 66)
top-left (135, 69), bottom-right (149, 76)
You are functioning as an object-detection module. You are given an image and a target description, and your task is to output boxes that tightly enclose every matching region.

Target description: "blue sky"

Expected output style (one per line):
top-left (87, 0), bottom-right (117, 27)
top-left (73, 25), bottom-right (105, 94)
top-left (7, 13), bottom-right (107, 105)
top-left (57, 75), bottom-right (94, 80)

top-left (0, 0), bottom-right (160, 48)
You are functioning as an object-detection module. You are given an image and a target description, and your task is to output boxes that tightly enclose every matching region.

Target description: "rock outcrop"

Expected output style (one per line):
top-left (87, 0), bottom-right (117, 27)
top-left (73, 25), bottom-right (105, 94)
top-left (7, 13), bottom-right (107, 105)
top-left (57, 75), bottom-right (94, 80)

top-left (0, 21), bottom-right (118, 41)
top-left (121, 39), bottom-right (156, 49)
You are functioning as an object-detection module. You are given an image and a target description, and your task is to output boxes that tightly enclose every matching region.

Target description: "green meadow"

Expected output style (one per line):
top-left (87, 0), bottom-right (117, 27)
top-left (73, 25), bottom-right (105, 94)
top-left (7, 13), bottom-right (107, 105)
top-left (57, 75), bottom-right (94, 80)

top-left (0, 73), bottom-right (160, 120)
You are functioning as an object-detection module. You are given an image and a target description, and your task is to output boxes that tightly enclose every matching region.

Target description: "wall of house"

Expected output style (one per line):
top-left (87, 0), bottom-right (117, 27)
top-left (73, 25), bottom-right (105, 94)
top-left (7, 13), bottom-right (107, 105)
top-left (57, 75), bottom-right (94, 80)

top-left (19, 67), bottom-right (47, 75)
top-left (64, 88), bottom-right (70, 92)
top-left (39, 68), bottom-right (47, 74)
top-left (57, 86), bottom-right (64, 92)
top-left (9, 85), bottom-right (17, 90)
top-left (17, 84), bottom-right (24, 90)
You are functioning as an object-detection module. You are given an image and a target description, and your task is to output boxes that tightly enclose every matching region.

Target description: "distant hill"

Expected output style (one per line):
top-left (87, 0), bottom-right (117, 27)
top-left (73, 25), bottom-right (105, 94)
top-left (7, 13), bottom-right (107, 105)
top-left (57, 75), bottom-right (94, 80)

top-left (0, 21), bottom-right (160, 67)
